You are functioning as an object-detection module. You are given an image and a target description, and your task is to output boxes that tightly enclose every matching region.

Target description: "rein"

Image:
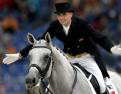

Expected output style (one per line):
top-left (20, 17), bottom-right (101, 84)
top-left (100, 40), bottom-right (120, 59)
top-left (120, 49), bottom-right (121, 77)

top-left (71, 65), bottom-right (77, 94)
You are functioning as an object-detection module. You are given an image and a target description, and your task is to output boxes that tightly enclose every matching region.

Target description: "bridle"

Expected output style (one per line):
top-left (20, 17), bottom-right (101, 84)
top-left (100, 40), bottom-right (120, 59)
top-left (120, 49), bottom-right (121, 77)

top-left (28, 46), bottom-right (54, 94)
top-left (29, 46), bottom-right (52, 79)
top-left (28, 45), bottom-right (77, 94)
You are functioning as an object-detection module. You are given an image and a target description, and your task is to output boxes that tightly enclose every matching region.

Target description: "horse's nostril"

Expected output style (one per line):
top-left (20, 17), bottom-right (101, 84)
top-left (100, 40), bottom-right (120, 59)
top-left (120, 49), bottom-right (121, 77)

top-left (26, 78), bottom-right (33, 84)
top-left (26, 78), bottom-right (36, 85)
top-left (32, 78), bottom-right (36, 84)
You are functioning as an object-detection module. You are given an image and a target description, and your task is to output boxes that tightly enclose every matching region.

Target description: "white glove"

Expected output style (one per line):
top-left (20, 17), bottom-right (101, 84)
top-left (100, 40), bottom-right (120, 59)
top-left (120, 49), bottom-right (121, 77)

top-left (3, 53), bottom-right (21, 64)
top-left (111, 45), bottom-right (121, 55)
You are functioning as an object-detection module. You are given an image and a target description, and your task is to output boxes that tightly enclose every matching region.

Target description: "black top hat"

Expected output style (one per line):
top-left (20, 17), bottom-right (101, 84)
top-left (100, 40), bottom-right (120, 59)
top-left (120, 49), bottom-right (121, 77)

top-left (54, 2), bottom-right (74, 13)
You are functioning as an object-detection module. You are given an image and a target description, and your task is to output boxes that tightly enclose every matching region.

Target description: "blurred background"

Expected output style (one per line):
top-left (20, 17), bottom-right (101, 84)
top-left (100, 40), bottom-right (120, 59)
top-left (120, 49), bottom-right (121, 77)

top-left (0, 0), bottom-right (121, 94)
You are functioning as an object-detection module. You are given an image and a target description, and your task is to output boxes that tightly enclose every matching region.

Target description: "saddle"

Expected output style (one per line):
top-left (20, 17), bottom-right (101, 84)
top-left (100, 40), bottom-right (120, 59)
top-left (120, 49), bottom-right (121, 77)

top-left (73, 63), bottom-right (100, 94)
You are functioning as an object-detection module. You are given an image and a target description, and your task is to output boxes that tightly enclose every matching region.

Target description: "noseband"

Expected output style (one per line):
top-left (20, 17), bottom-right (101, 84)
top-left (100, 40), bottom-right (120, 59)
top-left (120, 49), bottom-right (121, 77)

top-left (29, 46), bottom-right (52, 79)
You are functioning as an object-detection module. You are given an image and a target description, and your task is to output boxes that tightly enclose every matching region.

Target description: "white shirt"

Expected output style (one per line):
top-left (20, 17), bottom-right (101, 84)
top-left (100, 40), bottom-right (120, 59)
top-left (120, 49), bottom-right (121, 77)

top-left (62, 24), bottom-right (71, 35)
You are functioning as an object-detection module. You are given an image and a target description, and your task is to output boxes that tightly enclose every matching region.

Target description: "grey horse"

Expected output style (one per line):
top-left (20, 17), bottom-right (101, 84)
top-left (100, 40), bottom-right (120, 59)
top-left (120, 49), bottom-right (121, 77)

top-left (25, 33), bottom-right (121, 94)
top-left (25, 33), bottom-right (97, 94)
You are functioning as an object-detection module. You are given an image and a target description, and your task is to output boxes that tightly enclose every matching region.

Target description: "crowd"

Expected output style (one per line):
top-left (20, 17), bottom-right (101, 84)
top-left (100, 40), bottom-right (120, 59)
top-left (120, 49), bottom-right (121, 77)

top-left (0, 0), bottom-right (121, 93)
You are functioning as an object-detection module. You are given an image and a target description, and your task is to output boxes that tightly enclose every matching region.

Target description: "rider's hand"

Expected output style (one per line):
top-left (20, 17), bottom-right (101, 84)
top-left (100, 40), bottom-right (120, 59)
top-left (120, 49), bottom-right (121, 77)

top-left (111, 45), bottom-right (121, 55)
top-left (3, 53), bottom-right (21, 64)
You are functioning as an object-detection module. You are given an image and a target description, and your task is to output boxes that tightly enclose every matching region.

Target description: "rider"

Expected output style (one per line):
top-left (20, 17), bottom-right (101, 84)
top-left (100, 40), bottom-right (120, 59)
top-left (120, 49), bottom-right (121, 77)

top-left (3, 2), bottom-right (121, 94)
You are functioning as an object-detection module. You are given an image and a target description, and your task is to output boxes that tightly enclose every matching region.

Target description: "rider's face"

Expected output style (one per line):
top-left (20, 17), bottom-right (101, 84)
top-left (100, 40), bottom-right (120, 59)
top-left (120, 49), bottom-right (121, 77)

top-left (57, 12), bottom-right (73, 26)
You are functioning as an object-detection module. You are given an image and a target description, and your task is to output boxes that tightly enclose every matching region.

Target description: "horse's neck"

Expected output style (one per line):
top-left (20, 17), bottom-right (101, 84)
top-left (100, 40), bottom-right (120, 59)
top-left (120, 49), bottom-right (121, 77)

top-left (48, 46), bottom-right (96, 94)
top-left (51, 46), bottom-right (67, 63)
top-left (51, 46), bottom-right (72, 71)
top-left (49, 46), bottom-right (75, 93)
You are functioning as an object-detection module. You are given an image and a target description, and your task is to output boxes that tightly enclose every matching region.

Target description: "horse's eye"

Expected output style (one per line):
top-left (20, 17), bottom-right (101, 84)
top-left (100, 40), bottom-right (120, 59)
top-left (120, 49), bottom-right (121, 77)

top-left (44, 55), bottom-right (49, 59)
top-left (44, 55), bottom-right (49, 61)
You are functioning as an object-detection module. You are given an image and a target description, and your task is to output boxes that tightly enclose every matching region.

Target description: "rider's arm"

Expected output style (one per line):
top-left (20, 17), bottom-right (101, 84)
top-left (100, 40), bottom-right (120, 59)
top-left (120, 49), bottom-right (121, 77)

top-left (3, 22), bottom-right (56, 64)
top-left (83, 20), bottom-right (114, 53)
top-left (19, 45), bottom-right (33, 58)
top-left (83, 22), bottom-right (121, 55)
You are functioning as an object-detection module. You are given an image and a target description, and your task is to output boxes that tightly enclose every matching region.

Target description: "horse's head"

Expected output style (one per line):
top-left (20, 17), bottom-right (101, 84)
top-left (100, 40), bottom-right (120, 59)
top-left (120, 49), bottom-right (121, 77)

top-left (26, 33), bottom-right (53, 89)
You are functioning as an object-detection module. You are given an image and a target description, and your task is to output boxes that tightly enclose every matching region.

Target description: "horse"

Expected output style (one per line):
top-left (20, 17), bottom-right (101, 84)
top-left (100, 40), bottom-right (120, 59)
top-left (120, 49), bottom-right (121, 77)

top-left (25, 33), bottom-right (121, 94)
top-left (25, 32), bottom-right (97, 94)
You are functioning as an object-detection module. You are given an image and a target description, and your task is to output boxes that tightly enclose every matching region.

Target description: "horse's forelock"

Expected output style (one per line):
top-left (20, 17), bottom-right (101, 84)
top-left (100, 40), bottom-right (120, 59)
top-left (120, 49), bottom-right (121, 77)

top-left (33, 40), bottom-right (48, 47)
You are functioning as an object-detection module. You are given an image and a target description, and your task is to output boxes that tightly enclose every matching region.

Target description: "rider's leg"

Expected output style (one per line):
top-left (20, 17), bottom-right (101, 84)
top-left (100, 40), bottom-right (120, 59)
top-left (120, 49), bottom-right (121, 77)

top-left (68, 54), bottom-right (107, 93)
top-left (80, 56), bottom-right (106, 93)
top-left (94, 56), bottom-right (110, 78)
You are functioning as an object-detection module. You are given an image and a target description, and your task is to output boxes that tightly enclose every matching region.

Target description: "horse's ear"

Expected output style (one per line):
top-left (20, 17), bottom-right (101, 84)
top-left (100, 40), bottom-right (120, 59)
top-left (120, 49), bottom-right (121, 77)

top-left (45, 32), bottom-right (51, 43)
top-left (27, 33), bottom-right (37, 45)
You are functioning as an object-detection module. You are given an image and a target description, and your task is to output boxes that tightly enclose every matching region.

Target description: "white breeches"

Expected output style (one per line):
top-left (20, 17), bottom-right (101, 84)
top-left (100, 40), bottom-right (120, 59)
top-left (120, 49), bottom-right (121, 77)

top-left (68, 54), bottom-right (106, 93)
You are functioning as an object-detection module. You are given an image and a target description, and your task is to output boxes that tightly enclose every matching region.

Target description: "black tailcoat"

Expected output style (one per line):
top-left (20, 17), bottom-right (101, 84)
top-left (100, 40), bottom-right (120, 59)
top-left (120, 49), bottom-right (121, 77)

top-left (20, 16), bottom-right (114, 78)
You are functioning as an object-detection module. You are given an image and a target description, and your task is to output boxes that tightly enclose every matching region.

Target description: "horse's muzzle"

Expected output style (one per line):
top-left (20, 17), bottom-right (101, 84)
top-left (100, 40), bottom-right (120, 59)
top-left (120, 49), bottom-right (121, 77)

top-left (25, 72), bottom-right (39, 89)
